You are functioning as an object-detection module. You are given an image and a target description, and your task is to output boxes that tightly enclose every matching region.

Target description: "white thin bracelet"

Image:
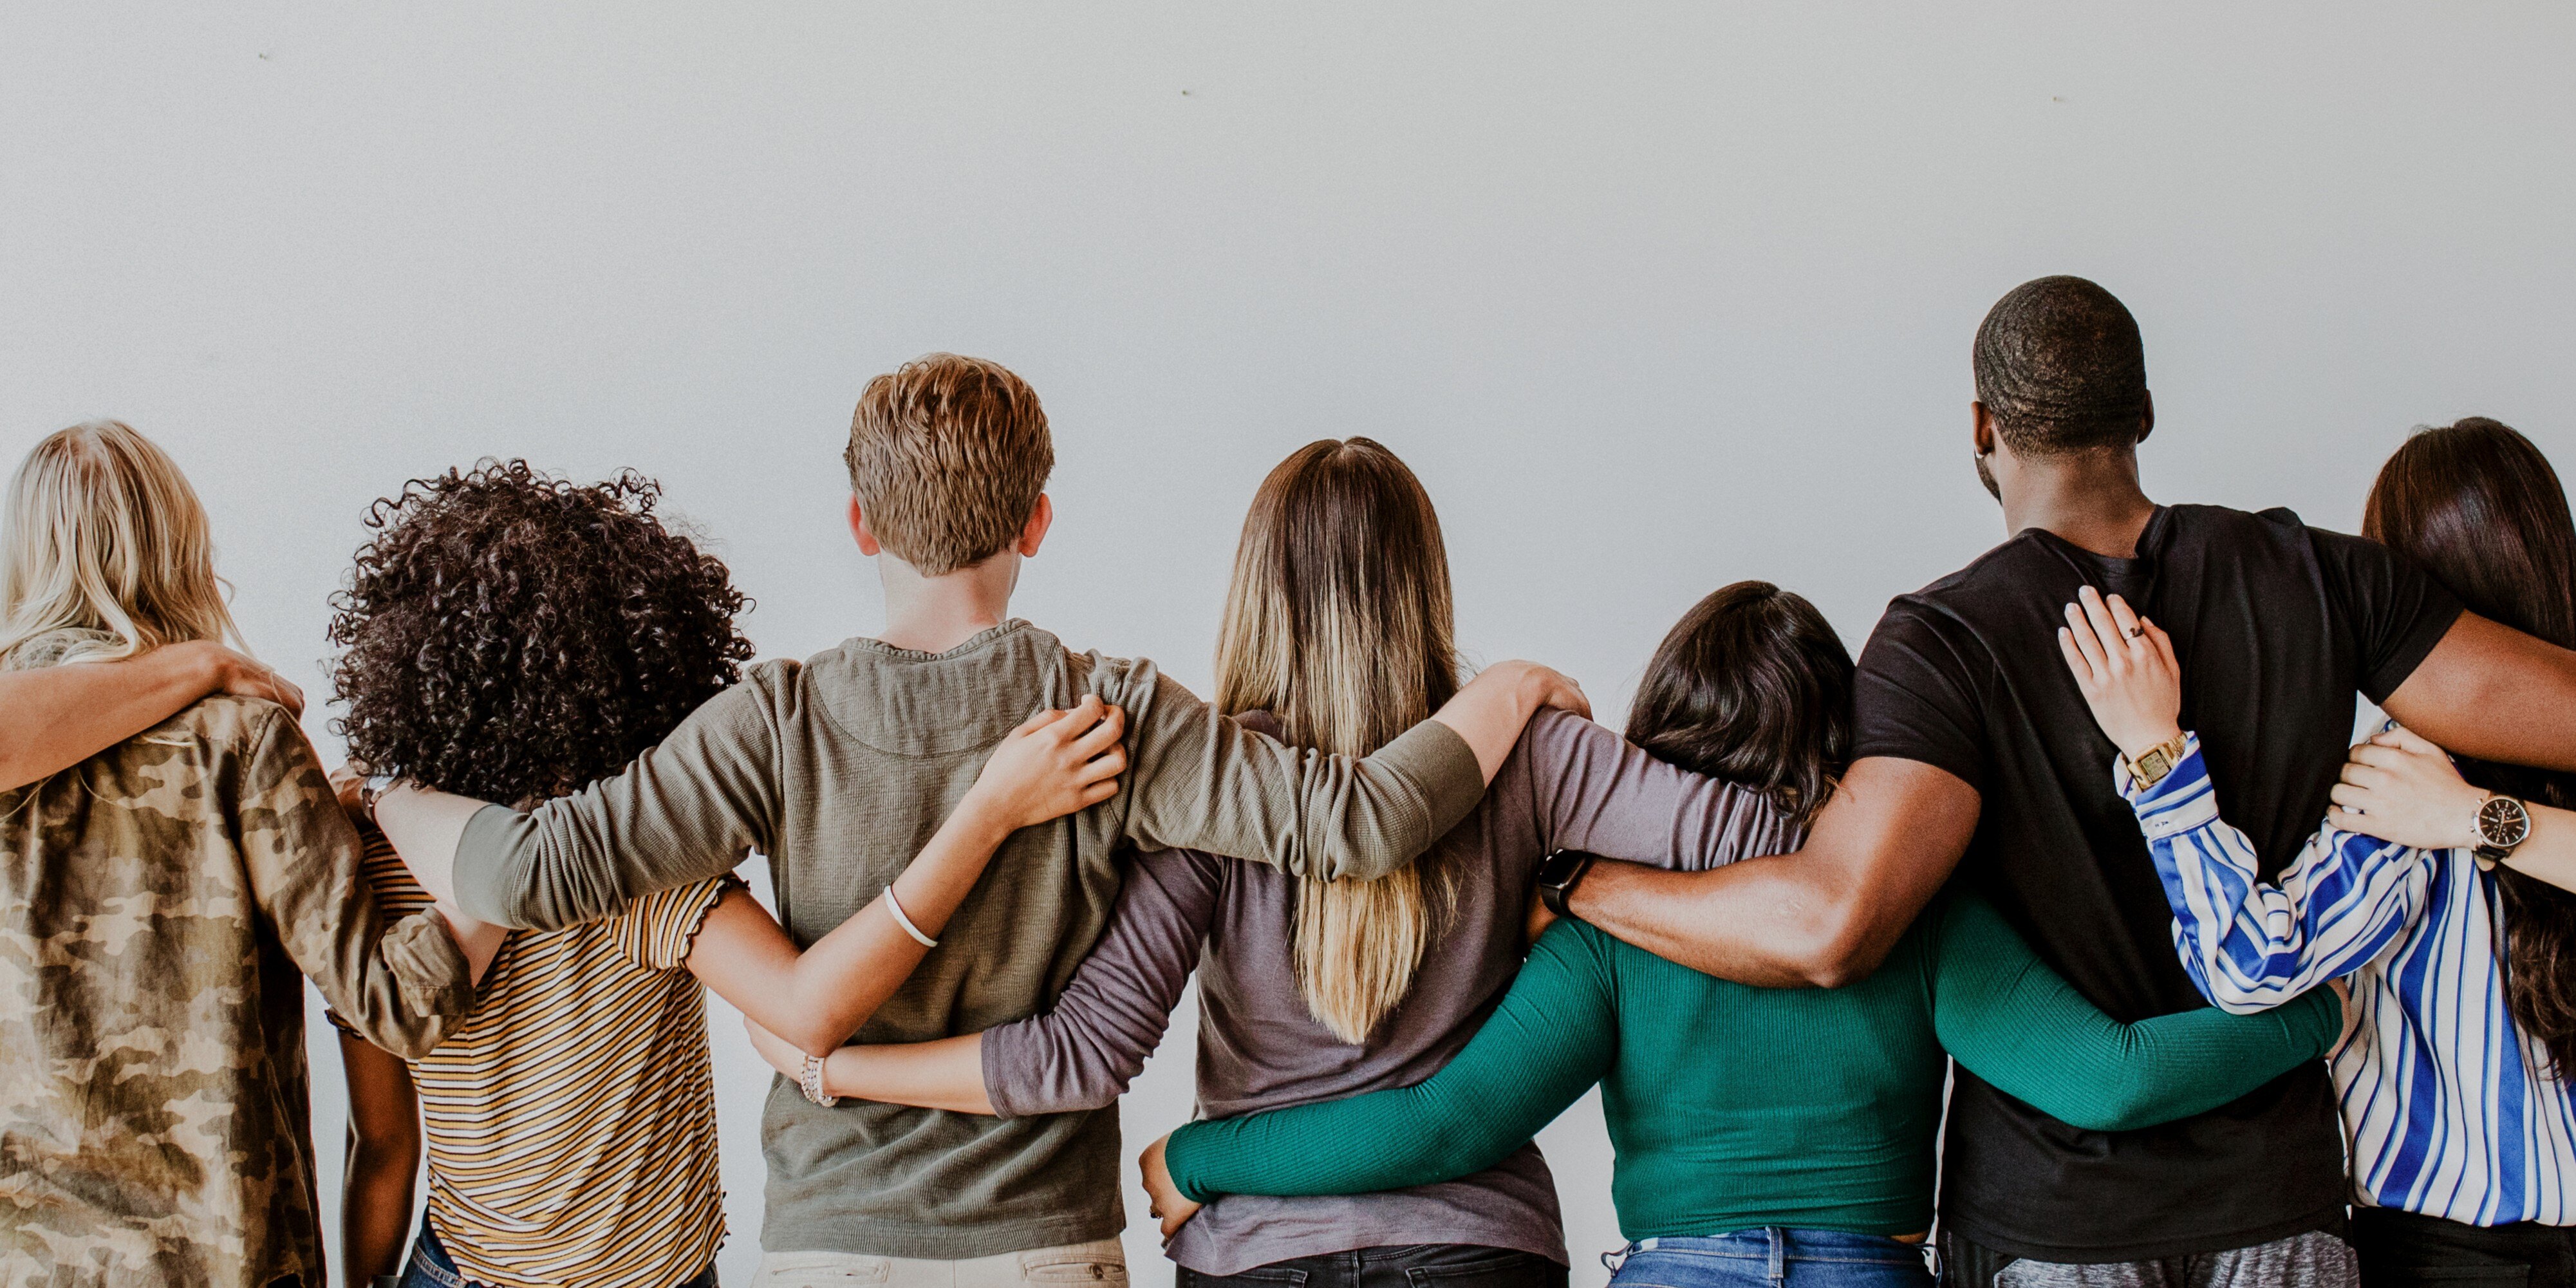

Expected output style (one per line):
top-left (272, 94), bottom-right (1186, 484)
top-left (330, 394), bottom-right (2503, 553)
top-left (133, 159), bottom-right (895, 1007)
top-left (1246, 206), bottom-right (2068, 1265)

top-left (882, 887), bottom-right (938, 949)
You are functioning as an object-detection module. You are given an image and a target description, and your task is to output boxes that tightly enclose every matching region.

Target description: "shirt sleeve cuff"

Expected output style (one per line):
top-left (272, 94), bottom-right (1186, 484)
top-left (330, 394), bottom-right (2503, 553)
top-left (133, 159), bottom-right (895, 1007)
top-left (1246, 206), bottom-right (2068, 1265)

top-left (1376, 720), bottom-right (1487, 844)
top-left (1162, 1122), bottom-right (1221, 1204)
top-left (385, 906), bottom-right (478, 1018)
top-left (2113, 734), bottom-right (2221, 839)
top-left (454, 803), bottom-right (536, 928)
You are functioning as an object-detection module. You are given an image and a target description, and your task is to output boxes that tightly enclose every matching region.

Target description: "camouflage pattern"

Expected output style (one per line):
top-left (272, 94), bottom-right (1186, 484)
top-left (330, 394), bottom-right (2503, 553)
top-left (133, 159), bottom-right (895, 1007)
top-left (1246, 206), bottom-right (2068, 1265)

top-left (1, 637), bottom-right (474, 1288)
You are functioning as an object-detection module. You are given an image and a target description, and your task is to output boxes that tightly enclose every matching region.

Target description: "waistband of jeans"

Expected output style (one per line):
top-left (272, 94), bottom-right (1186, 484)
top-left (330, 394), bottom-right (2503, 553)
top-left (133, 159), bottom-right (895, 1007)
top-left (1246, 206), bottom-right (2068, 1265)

top-left (1627, 1229), bottom-right (1925, 1265)
top-left (406, 1226), bottom-right (471, 1288)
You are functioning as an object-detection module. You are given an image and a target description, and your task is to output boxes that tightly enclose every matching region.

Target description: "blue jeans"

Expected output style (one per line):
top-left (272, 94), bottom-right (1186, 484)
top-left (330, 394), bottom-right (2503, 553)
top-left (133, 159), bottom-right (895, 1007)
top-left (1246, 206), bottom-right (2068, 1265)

top-left (1609, 1229), bottom-right (1933, 1288)
top-left (1177, 1244), bottom-right (1567, 1288)
top-left (401, 1224), bottom-right (722, 1288)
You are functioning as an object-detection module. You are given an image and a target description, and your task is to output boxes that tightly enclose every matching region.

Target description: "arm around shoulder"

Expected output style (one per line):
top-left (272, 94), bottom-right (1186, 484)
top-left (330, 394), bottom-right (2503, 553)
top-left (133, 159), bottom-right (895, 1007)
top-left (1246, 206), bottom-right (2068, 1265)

top-left (1119, 660), bottom-right (1582, 883)
top-left (239, 711), bottom-right (476, 1058)
top-left (1568, 756), bottom-right (1979, 988)
top-left (1927, 893), bottom-right (2342, 1133)
top-left (1161, 922), bottom-right (1616, 1203)
top-left (431, 673), bottom-right (787, 929)
top-left (2384, 612), bottom-right (2576, 774)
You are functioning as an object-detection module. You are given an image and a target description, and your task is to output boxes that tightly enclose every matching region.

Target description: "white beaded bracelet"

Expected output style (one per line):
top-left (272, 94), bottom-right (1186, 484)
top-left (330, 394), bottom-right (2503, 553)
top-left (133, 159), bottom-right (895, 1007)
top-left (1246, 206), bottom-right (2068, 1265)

top-left (883, 886), bottom-right (938, 949)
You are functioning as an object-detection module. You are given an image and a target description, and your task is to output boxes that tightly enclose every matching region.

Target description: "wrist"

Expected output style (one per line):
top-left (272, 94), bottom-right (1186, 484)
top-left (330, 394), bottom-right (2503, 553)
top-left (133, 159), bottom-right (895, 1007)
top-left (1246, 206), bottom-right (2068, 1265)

top-left (171, 640), bottom-right (229, 695)
top-left (2116, 723), bottom-right (2186, 763)
top-left (1507, 661), bottom-right (1551, 720)
top-left (948, 789), bottom-right (1023, 847)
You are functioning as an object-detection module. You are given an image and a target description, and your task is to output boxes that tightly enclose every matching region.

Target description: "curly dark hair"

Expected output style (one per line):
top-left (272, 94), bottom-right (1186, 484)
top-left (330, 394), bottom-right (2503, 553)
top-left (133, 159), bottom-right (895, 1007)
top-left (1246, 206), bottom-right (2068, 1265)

top-left (328, 460), bottom-right (753, 805)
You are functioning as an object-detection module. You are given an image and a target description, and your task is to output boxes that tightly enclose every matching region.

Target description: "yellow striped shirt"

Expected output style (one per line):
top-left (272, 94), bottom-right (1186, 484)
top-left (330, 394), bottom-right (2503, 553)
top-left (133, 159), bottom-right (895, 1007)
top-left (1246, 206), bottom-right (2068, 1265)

top-left (341, 830), bottom-right (735, 1288)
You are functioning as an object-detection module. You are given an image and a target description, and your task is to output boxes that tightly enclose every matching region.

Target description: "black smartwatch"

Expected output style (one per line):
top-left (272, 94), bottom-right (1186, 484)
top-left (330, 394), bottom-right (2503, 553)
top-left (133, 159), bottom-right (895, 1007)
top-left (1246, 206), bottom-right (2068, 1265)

top-left (1535, 849), bottom-right (1599, 920)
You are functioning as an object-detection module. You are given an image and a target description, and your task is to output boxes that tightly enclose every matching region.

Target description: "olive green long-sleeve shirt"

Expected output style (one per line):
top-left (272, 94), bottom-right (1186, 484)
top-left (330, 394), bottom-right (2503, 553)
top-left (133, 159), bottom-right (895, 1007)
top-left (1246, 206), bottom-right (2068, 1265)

top-left (450, 621), bottom-right (1487, 1260)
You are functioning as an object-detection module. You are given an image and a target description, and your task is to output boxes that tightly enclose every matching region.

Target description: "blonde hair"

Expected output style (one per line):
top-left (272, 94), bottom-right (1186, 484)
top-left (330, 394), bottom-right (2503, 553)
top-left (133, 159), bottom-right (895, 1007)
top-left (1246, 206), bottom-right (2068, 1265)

top-left (845, 353), bottom-right (1054, 577)
top-left (1215, 438), bottom-right (1458, 1044)
top-left (0, 420), bottom-right (241, 667)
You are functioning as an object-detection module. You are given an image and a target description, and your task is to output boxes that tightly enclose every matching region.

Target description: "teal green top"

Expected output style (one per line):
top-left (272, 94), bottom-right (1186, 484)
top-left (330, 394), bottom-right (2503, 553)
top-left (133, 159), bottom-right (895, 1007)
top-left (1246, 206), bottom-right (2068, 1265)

top-left (1164, 893), bottom-right (2340, 1240)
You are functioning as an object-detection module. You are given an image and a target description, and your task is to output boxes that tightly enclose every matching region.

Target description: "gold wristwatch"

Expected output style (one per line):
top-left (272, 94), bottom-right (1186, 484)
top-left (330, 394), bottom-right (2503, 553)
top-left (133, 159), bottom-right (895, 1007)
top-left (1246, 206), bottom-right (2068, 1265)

top-left (2126, 733), bottom-right (2191, 789)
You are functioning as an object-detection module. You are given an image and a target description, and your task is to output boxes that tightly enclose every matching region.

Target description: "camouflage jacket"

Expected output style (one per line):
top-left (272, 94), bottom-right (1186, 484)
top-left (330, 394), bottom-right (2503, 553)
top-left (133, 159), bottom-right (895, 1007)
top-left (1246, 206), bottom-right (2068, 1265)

top-left (1, 675), bottom-right (475, 1287)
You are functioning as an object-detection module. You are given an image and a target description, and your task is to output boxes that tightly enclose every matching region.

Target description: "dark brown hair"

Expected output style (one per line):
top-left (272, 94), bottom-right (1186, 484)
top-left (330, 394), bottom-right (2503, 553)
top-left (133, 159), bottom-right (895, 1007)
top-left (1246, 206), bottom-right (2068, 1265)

top-left (846, 353), bottom-right (1054, 576)
top-left (328, 460), bottom-right (753, 805)
top-left (2365, 417), bottom-right (2576, 1074)
top-left (1974, 275), bottom-right (2150, 456)
top-left (1625, 581), bottom-right (1853, 826)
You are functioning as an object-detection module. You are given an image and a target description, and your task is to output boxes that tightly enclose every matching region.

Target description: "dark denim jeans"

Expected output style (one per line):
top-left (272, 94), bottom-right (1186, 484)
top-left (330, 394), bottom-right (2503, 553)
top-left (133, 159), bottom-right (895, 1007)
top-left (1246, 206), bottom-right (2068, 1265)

top-left (1177, 1244), bottom-right (1567, 1288)
top-left (401, 1224), bottom-right (722, 1288)
top-left (2352, 1206), bottom-right (2576, 1288)
top-left (1608, 1229), bottom-right (1934, 1288)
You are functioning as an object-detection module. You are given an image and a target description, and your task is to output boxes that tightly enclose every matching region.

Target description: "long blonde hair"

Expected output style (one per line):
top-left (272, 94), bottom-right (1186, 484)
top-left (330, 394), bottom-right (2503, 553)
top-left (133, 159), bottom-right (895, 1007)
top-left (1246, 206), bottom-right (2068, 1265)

top-left (0, 421), bottom-right (241, 667)
top-left (1215, 438), bottom-right (1459, 1043)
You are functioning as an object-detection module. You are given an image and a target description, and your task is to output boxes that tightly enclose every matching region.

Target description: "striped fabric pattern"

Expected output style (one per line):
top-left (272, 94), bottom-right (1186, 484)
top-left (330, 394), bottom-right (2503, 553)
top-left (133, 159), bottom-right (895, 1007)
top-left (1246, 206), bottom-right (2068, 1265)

top-left (344, 832), bottom-right (736, 1287)
top-left (2121, 733), bottom-right (2576, 1226)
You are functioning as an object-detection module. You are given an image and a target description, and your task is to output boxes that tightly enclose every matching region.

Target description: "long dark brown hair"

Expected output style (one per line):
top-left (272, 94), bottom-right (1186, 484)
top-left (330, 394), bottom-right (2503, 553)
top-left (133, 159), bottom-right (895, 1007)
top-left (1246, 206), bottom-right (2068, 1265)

top-left (2365, 417), bottom-right (2576, 1074)
top-left (1625, 581), bottom-right (1854, 826)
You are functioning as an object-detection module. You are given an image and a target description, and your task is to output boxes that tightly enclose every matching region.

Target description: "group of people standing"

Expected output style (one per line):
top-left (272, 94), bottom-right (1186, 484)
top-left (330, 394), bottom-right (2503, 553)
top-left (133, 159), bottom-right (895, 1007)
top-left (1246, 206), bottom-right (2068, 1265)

top-left (3, 274), bottom-right (2575, 1288)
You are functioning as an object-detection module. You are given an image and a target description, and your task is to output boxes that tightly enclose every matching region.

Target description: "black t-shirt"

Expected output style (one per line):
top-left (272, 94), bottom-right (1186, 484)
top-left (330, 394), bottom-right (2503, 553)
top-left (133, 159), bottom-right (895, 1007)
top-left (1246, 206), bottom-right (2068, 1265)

top-left (1854, 504), bottom-right (2461, 1261)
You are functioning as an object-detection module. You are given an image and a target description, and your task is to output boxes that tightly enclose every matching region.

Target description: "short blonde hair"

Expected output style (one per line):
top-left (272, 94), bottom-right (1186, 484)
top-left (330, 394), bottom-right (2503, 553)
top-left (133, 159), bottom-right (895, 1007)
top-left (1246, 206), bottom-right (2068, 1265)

top-left (0, 420), bottom-right (242, 667)
top-left (845, 354), bottom-right (1053, 577)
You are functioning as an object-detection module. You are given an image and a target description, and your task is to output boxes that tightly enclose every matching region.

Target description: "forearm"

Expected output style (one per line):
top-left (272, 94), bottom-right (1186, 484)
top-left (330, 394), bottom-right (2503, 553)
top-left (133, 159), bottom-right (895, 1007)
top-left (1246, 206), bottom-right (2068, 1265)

top-left (1166, 1082), bottom-right (1518, 1202)
top-left (368, 785), bottom-right (489, 908)
top-left (1166, 926), bottom-right (1610, 1203)
top-left (335, 1031), bottom-right (418, 1286)
top-left (1527, 709), bottom-right (1799, 872)
top-left (0, 644), bottom-right (223, 789)
top-left (2499, 804), bottom-right (2576, 897)
top-left (1568, 858), bottom-right (1854, 987)
top-left (1126, 676), bottom-right (1487, 884)
top-left (1567, 756), bottom-right (1977, 987)
top-left (821, 1034), bottom-right (994, 1113)
top-left (1993, 988), bottom-right (2339, 1131)
top-left (340, 1137), bottom-right (416, 1283)
top-left (720, 801), bottom-right (1016, 1054)
top-left (1930, 895), bottom-right (2342, 1132)
top-left (1428, 660), bottom-right (1564, 783)
top-left (2129, 745), bottom-right (2418, 1009)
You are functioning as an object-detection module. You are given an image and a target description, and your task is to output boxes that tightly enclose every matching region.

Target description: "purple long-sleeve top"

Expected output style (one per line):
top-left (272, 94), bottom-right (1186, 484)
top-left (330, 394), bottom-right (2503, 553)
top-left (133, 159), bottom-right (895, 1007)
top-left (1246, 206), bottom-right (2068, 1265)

top-left (981, 709), bottom-right (1800, 1275)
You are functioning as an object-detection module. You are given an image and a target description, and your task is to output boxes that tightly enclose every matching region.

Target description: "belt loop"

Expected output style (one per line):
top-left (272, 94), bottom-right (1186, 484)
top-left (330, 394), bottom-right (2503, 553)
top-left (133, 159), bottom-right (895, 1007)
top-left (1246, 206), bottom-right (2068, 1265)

top-left (1768, 1227), bottom-right (1786, 1287)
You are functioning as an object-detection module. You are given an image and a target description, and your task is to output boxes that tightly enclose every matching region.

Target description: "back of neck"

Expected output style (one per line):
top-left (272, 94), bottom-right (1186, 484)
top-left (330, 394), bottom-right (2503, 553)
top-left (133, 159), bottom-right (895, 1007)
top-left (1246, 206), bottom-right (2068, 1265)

top-left (2003, 456), bottom-right (2158, 559)
top-left (873, 554), bottom-right (1018, 655)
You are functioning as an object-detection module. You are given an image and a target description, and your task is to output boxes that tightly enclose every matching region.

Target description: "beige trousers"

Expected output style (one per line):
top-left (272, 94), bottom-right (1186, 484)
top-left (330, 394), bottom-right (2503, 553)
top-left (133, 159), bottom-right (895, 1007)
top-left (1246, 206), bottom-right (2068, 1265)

top-left (752, 1238), bottom-right (1128, 1288)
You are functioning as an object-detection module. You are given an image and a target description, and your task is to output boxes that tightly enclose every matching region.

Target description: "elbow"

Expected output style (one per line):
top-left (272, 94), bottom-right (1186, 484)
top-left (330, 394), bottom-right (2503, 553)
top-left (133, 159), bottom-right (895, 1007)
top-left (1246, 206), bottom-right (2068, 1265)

top-left (776, 1018), bottom-right (848, 1061)
top-left (1785, 908), bottom-right (1891, 989)
top-left (348, 1128), bottom-right (422, 1175)
top-left (2053, 1085), bottom-right (2156, 1134)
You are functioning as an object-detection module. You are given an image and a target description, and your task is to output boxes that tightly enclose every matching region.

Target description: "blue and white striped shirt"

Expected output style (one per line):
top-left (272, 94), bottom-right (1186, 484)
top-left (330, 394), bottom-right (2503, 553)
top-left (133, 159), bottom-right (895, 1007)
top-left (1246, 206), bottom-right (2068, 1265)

top-left (2123, 732), bottom-right (2576, 1227)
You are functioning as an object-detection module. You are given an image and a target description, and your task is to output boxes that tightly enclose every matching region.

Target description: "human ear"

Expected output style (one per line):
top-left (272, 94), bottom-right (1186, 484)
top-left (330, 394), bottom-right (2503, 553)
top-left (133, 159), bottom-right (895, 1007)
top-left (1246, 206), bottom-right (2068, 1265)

top-left (1016, 494), bottom-right (1054, 558)
top-left (848, 498), bottom-right (883, 557)
top-left (1971, 401), bottom-right (1998, 458)
top-left (2134, 390), bottom-right (2155, 447)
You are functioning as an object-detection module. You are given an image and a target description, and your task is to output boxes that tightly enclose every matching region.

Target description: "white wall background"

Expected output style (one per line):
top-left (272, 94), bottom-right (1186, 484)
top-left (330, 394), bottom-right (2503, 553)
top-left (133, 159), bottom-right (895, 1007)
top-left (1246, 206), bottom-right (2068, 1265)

top-left (6, 4), bottom-right (2573, 1283)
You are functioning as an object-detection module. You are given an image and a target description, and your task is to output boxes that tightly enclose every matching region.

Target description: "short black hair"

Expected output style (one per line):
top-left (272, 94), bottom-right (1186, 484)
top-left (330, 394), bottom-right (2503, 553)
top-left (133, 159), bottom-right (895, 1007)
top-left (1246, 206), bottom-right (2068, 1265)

top-left (1625, 581), bottom-right (1853, 826)
top-left (328, 460), bottom-right (753, 805)
top-left (1974, 275), bottom-right (2149, 455)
